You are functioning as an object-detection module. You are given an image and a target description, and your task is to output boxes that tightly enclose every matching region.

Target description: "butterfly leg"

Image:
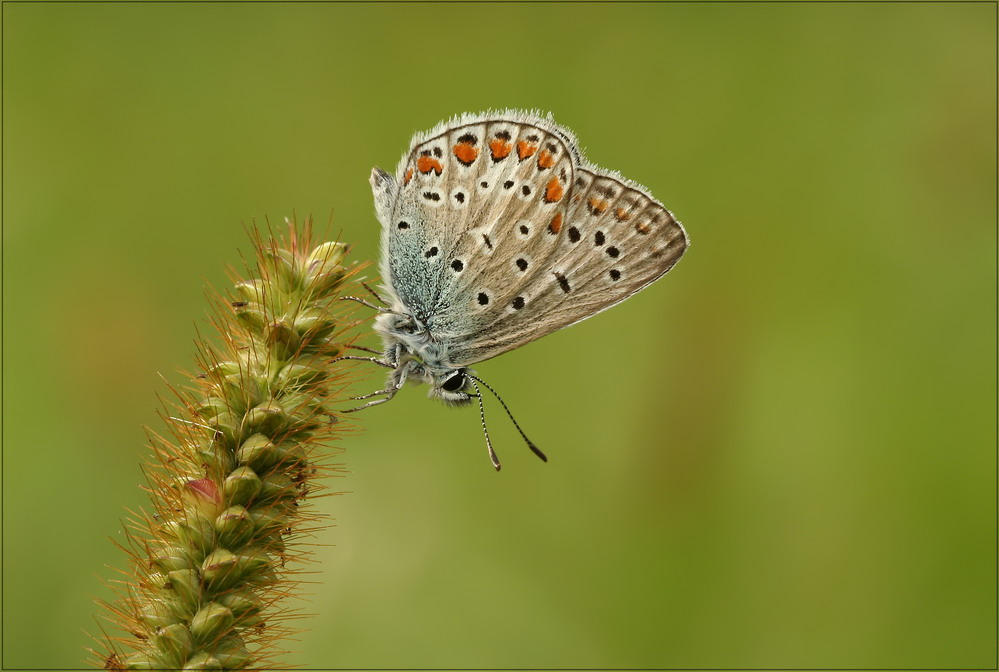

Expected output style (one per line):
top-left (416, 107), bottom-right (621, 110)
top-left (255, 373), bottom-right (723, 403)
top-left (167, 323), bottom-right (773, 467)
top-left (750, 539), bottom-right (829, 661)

top-left (361, 281), bottom-right (390, 306)
top-left (341, 396), bottom-right (392, 412)
top-left (340, 349), bottom-right (408, 412)
top-left (341, 382), bottom-right (402, 412)
top-left (351, 386), bottom-right (398, 401)
top-left (340, 296), bottom-right (408, 317)
top-left (343, 396), bottom-right (392, 412)
top-left (347, 344), bottom-right (384, 355)
top-left (331, 354), bottom-right (395, 369)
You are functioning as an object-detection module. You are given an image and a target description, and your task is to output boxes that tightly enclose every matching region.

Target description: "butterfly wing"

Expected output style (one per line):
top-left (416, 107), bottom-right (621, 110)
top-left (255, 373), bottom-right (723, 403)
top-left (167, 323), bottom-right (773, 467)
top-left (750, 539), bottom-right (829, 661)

top-left (375, 111), bottom-right (577, 329)
top-left (374, 111), bottom-right (688, 366)
top-left (449, 162), bottom-right (687, 365)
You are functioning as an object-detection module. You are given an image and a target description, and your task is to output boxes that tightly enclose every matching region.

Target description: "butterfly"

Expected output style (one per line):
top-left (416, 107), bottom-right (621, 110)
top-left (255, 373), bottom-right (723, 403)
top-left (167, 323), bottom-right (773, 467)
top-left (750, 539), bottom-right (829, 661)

top-left (342, 110), bottom-right (688, 469)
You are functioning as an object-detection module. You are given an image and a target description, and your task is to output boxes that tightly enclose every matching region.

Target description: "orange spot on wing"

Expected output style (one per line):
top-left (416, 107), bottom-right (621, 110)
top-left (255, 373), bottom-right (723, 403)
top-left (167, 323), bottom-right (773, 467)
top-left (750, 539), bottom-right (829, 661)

top-left (517, 140), bottom-right (538, 160)
top-left (489, 138), bottom-right (512, 160)
top-left (548, 212), bottom-right (563, 234)
top-left (453, 142), bottom-right (479, 166)
top-left (537, 149), bottom-right (556, 169)
top-left (614, 207), bottom-right (631, 222)
top-left (404, 168), bottom-right (413, 185)
top-left (635, 220), bottom-right (652, 235)
top-left (588, 197), bottom-right (609, 214)
top-left (417, 156), bottom-right (443, 175)
top-left (544, 177), bottom-right (564, 203)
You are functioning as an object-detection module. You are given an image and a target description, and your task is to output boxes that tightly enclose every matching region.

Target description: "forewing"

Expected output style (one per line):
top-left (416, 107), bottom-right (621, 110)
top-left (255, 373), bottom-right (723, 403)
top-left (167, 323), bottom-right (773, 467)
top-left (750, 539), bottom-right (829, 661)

top-left (381, 112), bottom-right (575, 327)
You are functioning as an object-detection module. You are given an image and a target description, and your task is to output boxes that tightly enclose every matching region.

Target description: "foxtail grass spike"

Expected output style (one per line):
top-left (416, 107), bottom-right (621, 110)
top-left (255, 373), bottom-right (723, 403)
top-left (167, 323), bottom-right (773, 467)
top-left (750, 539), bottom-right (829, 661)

top-left (92, 217), bottom-right (367, 671)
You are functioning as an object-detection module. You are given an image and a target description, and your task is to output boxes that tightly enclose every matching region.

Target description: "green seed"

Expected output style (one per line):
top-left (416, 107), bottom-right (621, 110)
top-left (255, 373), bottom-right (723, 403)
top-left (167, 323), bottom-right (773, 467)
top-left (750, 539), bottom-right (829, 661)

top-left (310, 268), bottom-right (347, 297)
top-left (265, 320), bottom-right (301, 360)
top-left (137, 600), bottom-right (181, 630)
top-left (195, 397), bottom-right (230, 419)
top-left (250, 508), bottom-right (287, 535)
top-left (236, 549), bottom-right (276, 585)
top-left (216, 590), bottom-right (262, 623)
top-left (237, 434), bottom-right (279, 470)
top-left (162, 515), bottom-right (215, 555)
top-left (190, 601), bottom-right (235, 644)
top-left (223, 466), bottom-right (262, 506)
top-left (182, 651), bottom-right (223, 671)
top-left (276, 363), bottom-right (327, 389)
top-left (234, 305), bottom-right (268, 332)
top-left (213, 634), bottom-right (251, 669)
top-left (233, 278), bottom-right (265, 304)
top-left (305, 241), bottom-right (347, 271)
top-left (273, 441), bottom-right (307, 467)
top-left (201, 549), bottom-right (239, 590)
top-left (165, 568), bottom-right (201, 608)
top-left (215, 505), bottom-right (254, 548)
top-left (152, 622), bottom-right (193, 667)
top-left (207, 412), bottom-right (240, 445)
top-left (151, 545), bottom-right (192, 573)
top-left (244, 401), bottom-right (288, 437)
top-left (258, 471), bottom-right (296, 502)
top-left (199, 361), bottom-right (243, 385)
top-left (123, 652), bottom-right (166, 670)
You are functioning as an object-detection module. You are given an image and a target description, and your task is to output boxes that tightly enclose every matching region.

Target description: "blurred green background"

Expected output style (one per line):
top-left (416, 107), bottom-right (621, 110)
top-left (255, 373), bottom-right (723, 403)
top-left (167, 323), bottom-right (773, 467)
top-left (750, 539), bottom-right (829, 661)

top-left (3, 2), bottom-right (995, 670)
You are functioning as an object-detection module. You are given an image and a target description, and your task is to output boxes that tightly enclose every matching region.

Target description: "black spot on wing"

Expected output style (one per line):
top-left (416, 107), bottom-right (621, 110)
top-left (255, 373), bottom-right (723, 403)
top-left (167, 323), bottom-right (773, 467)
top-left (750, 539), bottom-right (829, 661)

top-left (554, 272), bottom-right (571, 293)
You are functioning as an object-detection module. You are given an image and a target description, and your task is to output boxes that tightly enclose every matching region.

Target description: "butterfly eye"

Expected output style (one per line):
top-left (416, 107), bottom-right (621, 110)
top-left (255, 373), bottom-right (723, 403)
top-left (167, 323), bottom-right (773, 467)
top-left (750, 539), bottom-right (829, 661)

top-left (441, 370), bottom-right (466, 392)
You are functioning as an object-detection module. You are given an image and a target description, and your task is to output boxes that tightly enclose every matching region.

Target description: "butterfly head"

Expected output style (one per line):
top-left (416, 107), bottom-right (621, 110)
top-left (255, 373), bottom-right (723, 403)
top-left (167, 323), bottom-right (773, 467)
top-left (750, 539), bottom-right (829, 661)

top-left (432, 367), bottom-right (475, 406)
